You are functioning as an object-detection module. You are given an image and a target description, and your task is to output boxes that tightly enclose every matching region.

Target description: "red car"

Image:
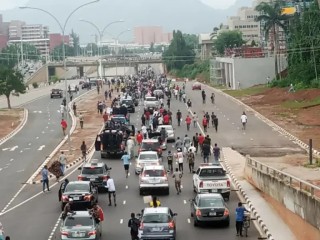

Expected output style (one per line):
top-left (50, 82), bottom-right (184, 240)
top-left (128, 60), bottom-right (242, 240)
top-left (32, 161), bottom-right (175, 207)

top-left (192, 82), bottom-right (202, 90)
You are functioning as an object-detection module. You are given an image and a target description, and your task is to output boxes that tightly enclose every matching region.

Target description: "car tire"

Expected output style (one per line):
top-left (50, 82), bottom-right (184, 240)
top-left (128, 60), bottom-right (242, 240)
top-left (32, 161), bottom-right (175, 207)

top-left (139, 189), bottom-right (143, 196)
top-left (194, 219), bottom-right (198, 227)
top-left (61, 203), bottom-right (65, 211)
top-left (224, 220), bottom-right (230, 227)
top-left (132, 108), bottom-right (135, 113)
top-left (164, 188), bottom-right (169, 195)
top-left (190, 212), bottom-right (194, 217)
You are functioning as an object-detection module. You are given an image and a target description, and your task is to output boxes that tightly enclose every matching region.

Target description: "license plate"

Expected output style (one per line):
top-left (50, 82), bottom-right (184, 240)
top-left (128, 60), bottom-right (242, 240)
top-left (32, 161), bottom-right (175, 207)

top-left (209, 212), bottom-right (216, 216)
top-left (73, 196), bottom-right (80, 201)
top-left (211, 189), bottom-right (218, 193)
top-left (152, 227), bottom-right (161, 232)
top-left (72, 232), bottom-right (85, 237)
top-left (149, 179), bottom-right (160, 184)
top-left (90, 178), bottom-right (96, 181)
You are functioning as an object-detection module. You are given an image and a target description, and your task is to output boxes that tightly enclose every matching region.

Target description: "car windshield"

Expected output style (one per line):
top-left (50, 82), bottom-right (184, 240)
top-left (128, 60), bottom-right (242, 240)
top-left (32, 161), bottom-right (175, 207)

top-left (121, 100), bottom-right (133, 105)
top-left (143, 213), bottom-right (170, 223)
top-left (64, 216), bottom-right (93, 227)
top-left (158, 126), bottom-right (172, 131)
top-left (139, 153), bottom-right (157, 160)
top-left (65, 183), bottom-right (90, 192)
top-left (146, 97), bottom-right (156, 101)
top-left (112, 117), bottom-right (126, 123)
top-left (199, 198), bottom-right (224, 208)
top-left (199, 168), bottom-right (225, 177)
top-left (141, 142), bottom-right (160, 150)
top-left (82, 167), bottom-right (103, 175)
top-left (143, 169), bottom-right (164, 177)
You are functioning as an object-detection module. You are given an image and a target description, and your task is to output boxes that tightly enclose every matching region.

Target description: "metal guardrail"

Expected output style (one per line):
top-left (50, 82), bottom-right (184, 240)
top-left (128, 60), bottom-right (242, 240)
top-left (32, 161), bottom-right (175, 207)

top-left (246, 155), bottom-right (320, 199)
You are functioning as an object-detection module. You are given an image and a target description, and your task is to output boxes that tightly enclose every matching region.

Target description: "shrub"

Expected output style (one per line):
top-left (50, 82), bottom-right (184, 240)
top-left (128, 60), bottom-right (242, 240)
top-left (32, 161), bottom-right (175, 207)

top-left (32, 82), bottom-right (39, 88)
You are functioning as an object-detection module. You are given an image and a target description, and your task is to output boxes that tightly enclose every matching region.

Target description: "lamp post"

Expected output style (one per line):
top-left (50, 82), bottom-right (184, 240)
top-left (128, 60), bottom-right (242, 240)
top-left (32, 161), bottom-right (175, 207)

top-left (79, 19), bottom-right (124, 79)
top-left (114, 29), bottom-right (131, 78)
top-left (20, 0), bottom-right (100, 145)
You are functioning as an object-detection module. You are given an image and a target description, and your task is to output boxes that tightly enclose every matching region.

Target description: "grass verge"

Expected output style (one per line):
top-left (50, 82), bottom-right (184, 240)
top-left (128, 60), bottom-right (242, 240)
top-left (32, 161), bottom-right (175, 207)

top-left (282, 97), bottom-right (320, 109)
top-left (223, 85), bottom-right (268, 98)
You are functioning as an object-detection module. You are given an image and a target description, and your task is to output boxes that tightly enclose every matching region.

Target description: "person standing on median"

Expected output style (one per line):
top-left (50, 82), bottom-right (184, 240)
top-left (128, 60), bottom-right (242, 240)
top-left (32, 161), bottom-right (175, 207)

top-left (59, 151), bottom-right (67, 175)
top-left (81, 141), bottom-right (87, 160)
top-left (78, 113), bottom-right (84, 129)
top-left (61, 119), bottom-right (67, 136)
top-left (42, 165), bottom-right (50, 192)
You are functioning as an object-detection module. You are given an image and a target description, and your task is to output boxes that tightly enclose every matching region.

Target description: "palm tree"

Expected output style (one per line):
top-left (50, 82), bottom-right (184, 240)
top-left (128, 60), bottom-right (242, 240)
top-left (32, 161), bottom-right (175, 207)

top-left (255, 1), bottom-right (290, 79)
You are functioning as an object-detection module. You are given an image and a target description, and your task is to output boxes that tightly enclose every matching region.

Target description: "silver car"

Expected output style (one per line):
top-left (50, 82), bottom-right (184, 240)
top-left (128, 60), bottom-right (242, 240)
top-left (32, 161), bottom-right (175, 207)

top-left (144, 96), bottom-right (159, 108)
top-left (139, 165), bottom-right (169, 195)
top-left (157, 125), bottom-right (175, 142)
top-left (60, 211), bottom-right (102, 240)
top-left (138, 207), bottom-right (177, 240)
top-left (135, 151), bottom-right (161, 175)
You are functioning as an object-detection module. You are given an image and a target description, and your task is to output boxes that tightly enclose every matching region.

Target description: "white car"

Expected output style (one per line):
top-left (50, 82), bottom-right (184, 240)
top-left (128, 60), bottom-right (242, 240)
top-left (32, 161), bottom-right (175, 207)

top-left (69, 84), bottom-right (77, 92)
top-left (135, 151), bottom-right (161, 175)
top-left (144, 96), bottom-right (159, 109)
top-left (156, 125), bottom-right (175, 142)
top-left (139, 165), bottom-right (169, 195)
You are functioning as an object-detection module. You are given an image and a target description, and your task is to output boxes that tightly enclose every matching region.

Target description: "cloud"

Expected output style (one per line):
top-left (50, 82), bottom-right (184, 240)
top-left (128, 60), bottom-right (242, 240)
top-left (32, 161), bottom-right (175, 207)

top-left (0, 0), bottom-right (29, 10)
top-left (199, 0), bottom-right (237, 9)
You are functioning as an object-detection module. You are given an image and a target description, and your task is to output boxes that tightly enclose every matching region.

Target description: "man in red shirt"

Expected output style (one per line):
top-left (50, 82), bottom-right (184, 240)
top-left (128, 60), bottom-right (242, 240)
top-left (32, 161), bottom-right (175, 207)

top-left (145, 110), bottom-right (150, 126)
top-left (202, 116), bottom-right (208, 132)
top-left (198, 133), bottom-right (205, 152)
top-left (61, 119), bottom-right (68, 136)
top-left (163, 114), bottom-right (170, 125)
top-left (136, 131), bottom-right (143, 145)
top-left (102, 111), bottom-right (109, 122)
top-left (185, 115), bottom-right (192, 131)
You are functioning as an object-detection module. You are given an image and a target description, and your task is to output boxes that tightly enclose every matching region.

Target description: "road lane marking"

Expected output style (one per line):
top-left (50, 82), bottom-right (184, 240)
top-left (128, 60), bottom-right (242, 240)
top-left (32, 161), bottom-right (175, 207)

top-left (10, 159), bottom-right (14, 162)
top-left (16, 169), bottom-right (25, 173)
top-left (20, 150), bottom-right (23, 153)
top-left (232, 123), bottom-right (235, 125)
top-left (9, 146), bottom-right (18, 151)
top-left (123, 200), bottom-right (126, 205)
top-left (187, 218), bottom-right (191, 223)
top-left (28, 143), bottom-right (31, 146)
top-left (227, 118), bottom-right (229, 120)
top-left (126, 185), bottom-right (128, 189)
top-left (183, 200), bottom-right (187, 204)
top-left (36, 137), bottom-right (39, 139)
top-left (2, 148), bottom-right (9, 151)
top-left (120, 219), bottom-right (123, 224)
top-left (128, 172), bottom-right (131, 176)
top-left (42, 131), bottom-right (45, 134)
top-left (38, 145), bottom-right (46, 151)
top-left (48, 214), bottom-right (62, 240)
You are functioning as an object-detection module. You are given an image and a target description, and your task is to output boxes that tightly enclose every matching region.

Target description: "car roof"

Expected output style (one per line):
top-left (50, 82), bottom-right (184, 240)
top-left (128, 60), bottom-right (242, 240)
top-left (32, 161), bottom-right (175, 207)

top-left (144, 207), bottom-right (169, 214)
top-left (68, 181), bottom-right (90, 186)
top-left (197, 193), bottom-right (223, 199)
top-left (139, 151), bottom-right (158, 154)
top-left (68, 211), bottom-right (92, 217)
top-left (142, 139), bottom-right (159, 143)
top-left (143, 165), bottom-right (165, 170)
top-left (82, 162), bottom-right (105, 168)
top-left (157, 125), bottom-right (173, 129)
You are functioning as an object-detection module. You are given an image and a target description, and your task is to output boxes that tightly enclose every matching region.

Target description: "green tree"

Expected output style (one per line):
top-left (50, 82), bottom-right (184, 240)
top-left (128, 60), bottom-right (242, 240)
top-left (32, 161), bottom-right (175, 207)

top-left (70, 30), bottom-right (80, 56)
top-left (163, 30), bottom-right (195, 71)
top-left (149, 42), bottom-right (155, 53)
top-left (251, 40), bottom-right (257, 46)
top-left (51, 44), bottom-right (75, 60)
top-left (0, 66), bottom-right (26, 109)
top-left (183, 33), bottom-right (199, 49)
top-left (86, 43), bottom-right (99, 56)
top-left (255, 1), bottom-right (290, 79)
top-left (213, 30), bottom-right (245, 55)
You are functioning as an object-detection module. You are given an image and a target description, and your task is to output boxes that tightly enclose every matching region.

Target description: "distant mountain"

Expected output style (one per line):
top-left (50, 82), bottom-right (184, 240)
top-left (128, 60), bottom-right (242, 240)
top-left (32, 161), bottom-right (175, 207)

top-left (0, 0), bottom-right (253, 42)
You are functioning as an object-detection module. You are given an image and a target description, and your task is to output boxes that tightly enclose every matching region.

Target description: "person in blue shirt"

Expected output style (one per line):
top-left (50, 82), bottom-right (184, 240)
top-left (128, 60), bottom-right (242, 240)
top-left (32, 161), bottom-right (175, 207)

top-left (42, 165), bottom-right (50, 192)
top-left (235, 202), bottom-right (248, 236)
top-left (121, 152), bottom-right (130, 178)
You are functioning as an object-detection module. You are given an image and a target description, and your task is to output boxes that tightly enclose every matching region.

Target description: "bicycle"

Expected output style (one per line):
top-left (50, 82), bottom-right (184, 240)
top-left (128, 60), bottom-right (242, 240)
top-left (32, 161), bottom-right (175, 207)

top-left (242, 212), bottom-right (251, 237)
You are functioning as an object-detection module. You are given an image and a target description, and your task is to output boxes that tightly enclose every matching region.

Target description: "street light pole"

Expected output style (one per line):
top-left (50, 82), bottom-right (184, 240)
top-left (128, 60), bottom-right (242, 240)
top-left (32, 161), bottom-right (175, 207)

top-left (79, 19), bottom-right (124, 79)
top-left (20, 0), bottom-right (100, 146)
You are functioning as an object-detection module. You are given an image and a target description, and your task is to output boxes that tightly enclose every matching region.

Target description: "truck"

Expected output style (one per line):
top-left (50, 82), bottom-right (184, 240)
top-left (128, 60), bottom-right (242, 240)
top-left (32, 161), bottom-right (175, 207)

top-left (193, 163), bottom-right (231, 200)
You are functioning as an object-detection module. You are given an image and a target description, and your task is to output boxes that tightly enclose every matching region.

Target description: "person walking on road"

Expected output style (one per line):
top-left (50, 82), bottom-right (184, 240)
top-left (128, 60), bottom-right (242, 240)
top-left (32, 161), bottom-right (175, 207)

top-left (213, 143), bottom-right (220, 163)
top-left (136, 131), bottom-right (143, 145)
top-left (72, 102), bottom-right (77, 116)
top-left (59, 151), bottom-right (67, 175)
top-left (167, 151), bottom-right (173, 173)
top-left (121, 152), bottom-right (130, 178)
top-left (201, 90), bottom-right (206, 104)
top-left (172, 167), bottom-right (183, 195)
top-left (241, 111), bottom-right (248, 130)
top-left (128, 213), bottom-right (140, 240)
top-left (78, 113), bottom-right (84, 129)
top-left (205, 112), bottom-right (210, 128)
top-left (81, 141), bottom-right (87, 160)
top-left (187, 149), bottom-right (195, 173)
top-left (198, 133), bottom-right (205, 152)
top-left (106, 176), bottom-right (117, 206)
top-left (62, 199), bottom-right (74, 219)
top-left (61, 119), bottom-right (67, 136)
top-left (202, 142), bottom-right (211, 163)
top-left (236, 202), bottom-right (249, 237)
top-left (213, 113), bottom-right (218, 132)
top-left (127, 136), bottom-right (135, 160)
top-left (185, 115), bottom-right (192, 131)
top-left (42, 165), bottom-right (50, 192)
top-left (176, 110), bottom-right (182, 126)
top-left (210, 93), bottom-right (215, 104)
top-left (193, 133), bottom-right (199, 154)
top-left (193, 112), bottom-right (198, 128)
top-left (202, 116), bottom-right (208, 132)
top-left (175, 148), bottom-right (184, 174)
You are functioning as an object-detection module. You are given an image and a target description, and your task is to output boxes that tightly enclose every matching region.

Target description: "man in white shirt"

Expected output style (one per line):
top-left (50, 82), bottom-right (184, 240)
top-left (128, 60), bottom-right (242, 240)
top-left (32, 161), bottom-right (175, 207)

top-left (59, 151), bottom-right (67, 175)
top-left (106, 176), bottom-right (116, 206)
top-left (175, 148), bottom-right (184, 174)
top-left (240, 112), bottom-right (248, 130)
top-left (141, 125), bottom-right (148, 138)
top-left (153, 110), bottom-right (159, 117)
top-left (188, 143), bottom-right (196, 154)
top-left (126, 137), bottom-right (135, 159)
top-left (193, 112), bottom-right (198, 128)
top-left (158, 116), bottom-right (164, 125)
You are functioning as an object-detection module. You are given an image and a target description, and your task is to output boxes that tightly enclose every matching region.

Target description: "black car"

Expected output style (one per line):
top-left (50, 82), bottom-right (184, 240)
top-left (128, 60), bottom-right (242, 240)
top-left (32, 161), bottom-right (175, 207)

top-left (96, 129), bottom-right (125, 158)
top-left (77, 160), bottom-right (111, 191)
top-left (82, 82), bottom-right (90, 89)
top-left (50, 89), bottom-right (63, 98)
top-left (190, 193), bottom-right (230, 227)
top-left (59, 181), bottom-right (98, 211)
top-left (120, 99), bottom-right (135, 113)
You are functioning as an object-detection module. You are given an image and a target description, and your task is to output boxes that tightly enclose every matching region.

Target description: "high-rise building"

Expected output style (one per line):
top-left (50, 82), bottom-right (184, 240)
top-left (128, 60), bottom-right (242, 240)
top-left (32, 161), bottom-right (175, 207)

top-left (134, 26), bottom-right (172, 45)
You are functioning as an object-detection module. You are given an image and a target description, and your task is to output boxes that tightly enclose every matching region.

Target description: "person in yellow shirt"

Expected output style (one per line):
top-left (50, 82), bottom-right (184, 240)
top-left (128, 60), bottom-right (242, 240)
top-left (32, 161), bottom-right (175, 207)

top-left (149, 196), bottom-right (161, 208)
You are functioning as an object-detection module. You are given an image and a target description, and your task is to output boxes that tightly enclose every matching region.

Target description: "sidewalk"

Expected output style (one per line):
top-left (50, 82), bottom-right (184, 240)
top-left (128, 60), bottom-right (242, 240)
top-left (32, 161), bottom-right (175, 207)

top-left (222, 147), bottom-right (297, 240)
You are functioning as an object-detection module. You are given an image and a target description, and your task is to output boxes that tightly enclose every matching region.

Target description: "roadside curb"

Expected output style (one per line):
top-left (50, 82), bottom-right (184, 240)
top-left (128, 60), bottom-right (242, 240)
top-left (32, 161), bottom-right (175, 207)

top-left (0, 108), bottom-right (28, 146)
top-left (222, 148), bottom-right (275, 240)
top-left (27, 89), bottom-right (95, 184)
top-left (211, 86), bottom-right (320, 157)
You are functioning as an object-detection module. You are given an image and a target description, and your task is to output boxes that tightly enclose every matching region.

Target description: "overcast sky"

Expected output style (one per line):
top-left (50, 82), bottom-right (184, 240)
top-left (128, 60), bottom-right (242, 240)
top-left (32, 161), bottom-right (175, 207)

top-left (0, 0), bottom-right (237, 10)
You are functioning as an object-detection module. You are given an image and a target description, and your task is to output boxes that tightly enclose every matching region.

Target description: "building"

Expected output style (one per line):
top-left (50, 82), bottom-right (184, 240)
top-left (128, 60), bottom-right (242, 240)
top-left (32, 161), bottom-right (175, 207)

top-left (134, 26), bottom-right (172, 45)
top-left (49, 33), bottom-right (73, 51)
top-left (199, 33), bottom-right (213, 60)
top-left (227, 6), bottom-right (260, 44)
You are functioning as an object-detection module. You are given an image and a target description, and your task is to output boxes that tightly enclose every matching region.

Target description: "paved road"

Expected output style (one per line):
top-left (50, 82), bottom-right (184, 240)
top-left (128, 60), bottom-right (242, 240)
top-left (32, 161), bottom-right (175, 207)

top-left (1, 87), bottom-right (261, 240)
top-left (0, 81), bottom-right (86, 212)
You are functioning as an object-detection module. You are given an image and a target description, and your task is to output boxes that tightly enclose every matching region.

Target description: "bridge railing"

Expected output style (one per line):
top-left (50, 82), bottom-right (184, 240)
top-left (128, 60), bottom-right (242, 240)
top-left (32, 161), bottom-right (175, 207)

top-left (246, 156), bottom-right (320, 200)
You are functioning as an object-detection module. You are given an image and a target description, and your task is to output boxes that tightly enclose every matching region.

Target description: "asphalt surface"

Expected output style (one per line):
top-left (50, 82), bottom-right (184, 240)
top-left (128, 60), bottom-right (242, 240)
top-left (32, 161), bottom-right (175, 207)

top-left (0, 83), bottom-right (263, 240)
top-left (0, 80), bottom-right (86, 212)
